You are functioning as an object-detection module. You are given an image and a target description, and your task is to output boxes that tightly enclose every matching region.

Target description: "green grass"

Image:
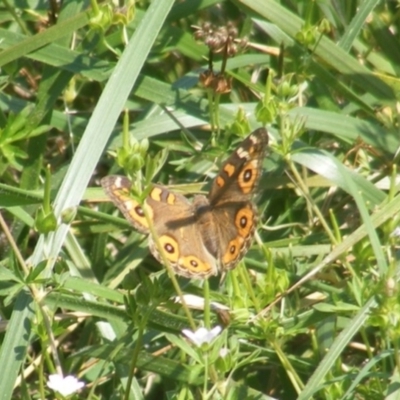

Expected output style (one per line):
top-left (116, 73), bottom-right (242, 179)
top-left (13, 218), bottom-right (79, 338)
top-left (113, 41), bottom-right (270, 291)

top-left (0, 0), bottom-right (399, 399)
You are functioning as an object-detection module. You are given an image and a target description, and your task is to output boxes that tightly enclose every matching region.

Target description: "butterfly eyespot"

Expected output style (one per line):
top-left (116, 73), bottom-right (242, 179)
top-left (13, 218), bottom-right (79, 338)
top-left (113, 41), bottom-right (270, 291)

top-left (181, 256), bottom-right (211, 274)
top-left (235, 207), bottom-right (255, 237)
top-left (135, 205), bottom-right (144, 217)
top-left (243, 168), bottom-right (253, 182)
top-left (222, 237), bottom-right (243, 265)
top-left (190, 259), bottom-right (199, 267)
top-left (158, 235), bottom-right (179, 262)
top-left (164, 243), bottom-right (175, 253)
top-left (238, 161), bottom-right (258, 194)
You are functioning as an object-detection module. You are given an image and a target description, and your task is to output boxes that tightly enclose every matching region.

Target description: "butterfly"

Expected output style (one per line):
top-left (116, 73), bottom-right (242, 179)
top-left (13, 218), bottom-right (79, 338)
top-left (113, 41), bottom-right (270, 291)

top-left (101, 128), bottom-right (268, 279)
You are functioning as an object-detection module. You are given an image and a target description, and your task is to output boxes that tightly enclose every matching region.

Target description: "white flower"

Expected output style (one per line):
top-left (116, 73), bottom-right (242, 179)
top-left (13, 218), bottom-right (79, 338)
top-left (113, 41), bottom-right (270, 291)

top-left (219, 347), bottom-right (229, 358)
top-left (182, 326), bottom-right (222, 347)
top-left (391, 227), bottom-right (400, 237)
top-left (47, 374), bottom-right (85, 396)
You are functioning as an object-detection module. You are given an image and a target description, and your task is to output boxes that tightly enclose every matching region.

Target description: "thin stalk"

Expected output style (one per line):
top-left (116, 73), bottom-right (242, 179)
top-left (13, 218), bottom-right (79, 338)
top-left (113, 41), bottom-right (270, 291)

top-left (0, 213), bottom-right (63, 374)
top-left (238, 264), bottom-right (260, 312)
top-left (124, 323), bottom-right (146, 400)
top-left (203, 279), bottom-right (211, 329)
top-left (287, 159), bottom-right (338, 245)
top-left (271, 340), bottom-right (304, 394)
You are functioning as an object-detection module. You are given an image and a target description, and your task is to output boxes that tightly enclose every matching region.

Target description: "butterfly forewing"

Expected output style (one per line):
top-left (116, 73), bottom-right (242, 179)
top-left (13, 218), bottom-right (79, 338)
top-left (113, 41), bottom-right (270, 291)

top-left (208, 128), bottom-right (269, 205)
top-left (101, 176), bottom-right (150, 234)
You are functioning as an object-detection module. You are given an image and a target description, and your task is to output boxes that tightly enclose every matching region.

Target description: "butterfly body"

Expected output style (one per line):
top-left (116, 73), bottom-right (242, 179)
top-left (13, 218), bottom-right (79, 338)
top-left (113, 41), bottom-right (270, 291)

top-left (101, 127), bottom-right (268, 279)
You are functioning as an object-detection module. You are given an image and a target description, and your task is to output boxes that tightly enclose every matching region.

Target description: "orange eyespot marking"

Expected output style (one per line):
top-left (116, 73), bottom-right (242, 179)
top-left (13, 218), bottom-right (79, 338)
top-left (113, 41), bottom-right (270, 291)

top-left (181, 255), bottom-right (211, 273)
top-left (150, 187), bottom-right (163, 202)
top-left (222, 237), bottom-right (244, 265)
top-left (127, 202), bottom-right (152, 228)
top-left (216, 176), bottom-right (225, 188)
top-left (158, 235), bottom-right (179, 262)
top-left (235, 207), bottom-right (254, 237)
top-left (238, 160), bottom-right (258, 194)
top-left (223, 163), bottom-right (236, 177)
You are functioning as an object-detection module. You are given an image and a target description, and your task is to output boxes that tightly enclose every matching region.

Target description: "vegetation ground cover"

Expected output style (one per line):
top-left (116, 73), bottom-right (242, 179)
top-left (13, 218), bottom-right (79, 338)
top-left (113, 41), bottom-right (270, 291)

top-left (0, 1), bottom-right (399, 399)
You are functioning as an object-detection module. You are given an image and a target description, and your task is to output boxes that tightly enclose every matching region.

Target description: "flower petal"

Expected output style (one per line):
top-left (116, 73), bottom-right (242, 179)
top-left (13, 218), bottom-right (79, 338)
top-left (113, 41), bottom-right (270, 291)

top-left (47, 373), bottom-right (85, 396)
top-left (182, 328), bottom-right (202, 346)
top-left (182, 326), bottom-right (222, 346)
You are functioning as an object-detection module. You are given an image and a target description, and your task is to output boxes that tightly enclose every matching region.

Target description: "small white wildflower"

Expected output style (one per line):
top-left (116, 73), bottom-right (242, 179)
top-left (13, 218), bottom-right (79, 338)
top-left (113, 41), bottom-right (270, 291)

top-left (219, 347), bottom-right (229, 358)
top-left (391, 227), bottom-right (400, 237)
top-left (182, 326), bottom-right (222, 347)
top-left (47, 374), bottom-right (85, 396)
top-left (216, 346), bottom-right (232, 373)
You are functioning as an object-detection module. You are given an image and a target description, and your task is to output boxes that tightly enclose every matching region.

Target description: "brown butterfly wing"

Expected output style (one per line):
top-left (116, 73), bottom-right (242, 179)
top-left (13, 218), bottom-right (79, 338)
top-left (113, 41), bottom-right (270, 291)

top-left (145, 185), bottom-right (218, 279)
top-left (208, 128), bottom-right (269, 205)
top-left (101, 176), bottom-right (150, 234)
top-left (205, 128), bottom-right (268, 270)
top-left (102, 176), bottom-right (218, 278)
